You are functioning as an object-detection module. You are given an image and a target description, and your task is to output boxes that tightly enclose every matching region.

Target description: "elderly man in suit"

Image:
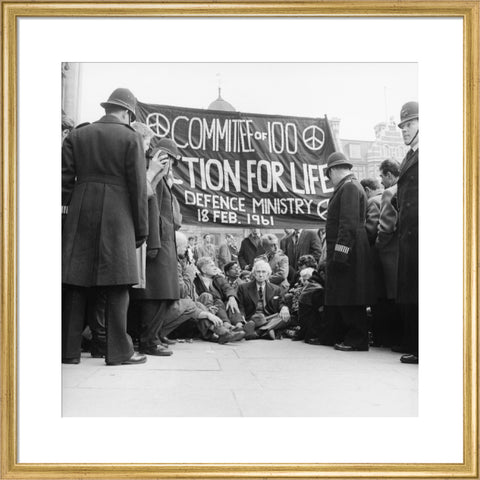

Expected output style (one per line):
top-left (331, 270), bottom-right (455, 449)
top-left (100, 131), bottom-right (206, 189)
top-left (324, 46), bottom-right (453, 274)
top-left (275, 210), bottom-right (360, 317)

top-left (237, 259), bottom-right (290, 340)
top-left (395, 101), bottom-right (419, 364)
top-left (62, 88), bottom-right (148, 366)
top-left (324, 152), bottom-right (374, 352)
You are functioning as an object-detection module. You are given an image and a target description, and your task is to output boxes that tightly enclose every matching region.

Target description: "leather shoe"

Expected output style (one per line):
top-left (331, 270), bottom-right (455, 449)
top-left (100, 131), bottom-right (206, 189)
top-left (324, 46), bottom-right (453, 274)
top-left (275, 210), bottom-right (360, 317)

top-left (391, 345), bottom-right (408, 353)
top-left (305, 338), bottom-right (323, 346)
top-left (260, 329), bottom-right (275, 340)
top-left (243, 320), bottom-right (256, 336)
top-left (291, 333), bottom-right (305, 341)
top-left (106, 352), bottom-right (147, 365)
top-left (160, 336), bottom-right (176, 345)
top-left (218, 330), bottom-right (246, 344)
top-left (139, 346), bottom-right (173, 357)
top-left (334, 342), bottom-right (368, 352)
top-left (400, 354), bottom-right (418, 364)
top-left (62, 357), bottom-right (80, 364)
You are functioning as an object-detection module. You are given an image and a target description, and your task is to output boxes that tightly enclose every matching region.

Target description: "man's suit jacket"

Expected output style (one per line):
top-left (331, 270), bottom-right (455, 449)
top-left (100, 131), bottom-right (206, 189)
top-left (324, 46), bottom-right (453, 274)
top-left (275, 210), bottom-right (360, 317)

top-left (284, 230), bottom-right (323, 271)
top-left (365, 192), bottom-right (382, 245)
top-left (237, 280), bottom-right (284, 321)
top-left (375, 184), bottom-right (399, 299)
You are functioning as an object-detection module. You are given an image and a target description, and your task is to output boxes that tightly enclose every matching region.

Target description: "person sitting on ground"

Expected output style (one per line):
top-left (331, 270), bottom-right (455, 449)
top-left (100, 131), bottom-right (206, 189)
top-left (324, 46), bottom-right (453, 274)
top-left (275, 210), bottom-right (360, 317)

top-left (290, 254), bottom-right (318, 288)
top-left (223, 261), bottom-right (244, 293)
top-left (239, 270), bottom-right (251, 282)
top-left (168, 233), bottom-right (245, 344)
top-left (293, 268), bottom-right (327, 344)
top-left (255, 234), bottom-right (290, 294)
top-left (194, 256), bottom-right (243, 326)
top-left (236, 259), bottom-right (290, 340)
top-left (287, 267), bottom-right (314, 335)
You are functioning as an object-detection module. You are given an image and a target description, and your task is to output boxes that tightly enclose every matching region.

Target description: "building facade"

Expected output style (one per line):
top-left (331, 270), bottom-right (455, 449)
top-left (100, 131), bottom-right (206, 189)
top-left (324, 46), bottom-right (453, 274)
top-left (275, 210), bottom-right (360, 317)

top-left (338, 117), bottom-right (408, 180)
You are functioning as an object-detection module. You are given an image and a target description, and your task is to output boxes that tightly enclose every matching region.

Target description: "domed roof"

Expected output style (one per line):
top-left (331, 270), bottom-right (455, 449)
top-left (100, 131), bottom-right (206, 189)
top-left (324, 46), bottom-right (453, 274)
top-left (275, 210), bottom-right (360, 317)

top-left (207, 88), bottom-right (236, 112)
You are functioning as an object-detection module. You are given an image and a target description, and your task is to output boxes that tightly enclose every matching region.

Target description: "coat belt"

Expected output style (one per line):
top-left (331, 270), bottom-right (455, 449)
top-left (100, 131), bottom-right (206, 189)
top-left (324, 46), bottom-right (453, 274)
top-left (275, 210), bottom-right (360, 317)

top-left (77, 174), bottom-right (127, 187)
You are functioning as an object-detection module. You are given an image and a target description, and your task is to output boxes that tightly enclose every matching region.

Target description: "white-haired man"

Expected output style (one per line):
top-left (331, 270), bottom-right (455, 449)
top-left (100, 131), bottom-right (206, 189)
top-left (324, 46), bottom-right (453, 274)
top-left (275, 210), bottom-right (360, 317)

top-left (236, 259), bottom-right (290, 340)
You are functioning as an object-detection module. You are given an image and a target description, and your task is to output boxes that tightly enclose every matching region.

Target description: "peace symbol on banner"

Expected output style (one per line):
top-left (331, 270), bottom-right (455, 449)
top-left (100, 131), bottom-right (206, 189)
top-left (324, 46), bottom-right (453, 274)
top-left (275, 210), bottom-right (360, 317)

top-left (302, 125), bottom-right (325, 151)
top-left (146, 113), bottom-right (170, 137)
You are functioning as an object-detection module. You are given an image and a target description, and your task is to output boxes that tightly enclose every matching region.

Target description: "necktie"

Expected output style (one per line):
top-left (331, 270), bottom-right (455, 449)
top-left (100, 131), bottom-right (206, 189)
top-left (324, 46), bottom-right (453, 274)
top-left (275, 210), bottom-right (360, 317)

top-left (258, 286), bottom-right (263, 300)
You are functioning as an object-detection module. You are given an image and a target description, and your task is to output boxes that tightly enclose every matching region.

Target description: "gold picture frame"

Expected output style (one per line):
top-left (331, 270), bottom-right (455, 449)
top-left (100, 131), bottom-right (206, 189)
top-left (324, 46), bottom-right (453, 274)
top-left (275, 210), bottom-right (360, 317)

top-left (1, 1), bottom-right (478, 478)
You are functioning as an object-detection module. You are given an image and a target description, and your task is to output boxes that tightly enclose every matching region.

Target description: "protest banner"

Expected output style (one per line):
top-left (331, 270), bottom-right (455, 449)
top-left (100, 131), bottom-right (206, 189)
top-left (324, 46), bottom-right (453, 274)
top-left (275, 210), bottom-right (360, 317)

top-left (136, 102), bottom-right (337, 229)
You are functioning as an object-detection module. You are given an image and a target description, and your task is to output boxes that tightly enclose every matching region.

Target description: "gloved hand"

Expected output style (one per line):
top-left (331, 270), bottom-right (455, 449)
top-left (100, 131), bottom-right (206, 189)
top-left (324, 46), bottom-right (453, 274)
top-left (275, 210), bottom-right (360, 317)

top-left (147, 248), bottom-right (160, 259)
top-left (136, 236), bottom-right (147, 248)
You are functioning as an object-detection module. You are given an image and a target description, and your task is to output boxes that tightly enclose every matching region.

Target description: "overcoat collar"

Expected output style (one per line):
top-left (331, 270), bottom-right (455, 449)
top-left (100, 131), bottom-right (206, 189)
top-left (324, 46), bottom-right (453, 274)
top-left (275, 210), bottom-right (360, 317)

top-left (95, 114), bottom-right (129, 126)
top-left (399, 148), bottom-right (419, 178)
top-left (333, 172), bottom-right (355, 193)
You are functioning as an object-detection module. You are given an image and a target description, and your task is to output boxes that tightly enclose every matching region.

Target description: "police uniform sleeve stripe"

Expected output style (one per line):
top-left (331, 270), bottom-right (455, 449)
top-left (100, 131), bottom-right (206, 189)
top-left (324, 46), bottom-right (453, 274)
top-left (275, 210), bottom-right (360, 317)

top-left (62, 205), bottom-right (69, 214)
top-left (334, 244), bottom-right (349, 254)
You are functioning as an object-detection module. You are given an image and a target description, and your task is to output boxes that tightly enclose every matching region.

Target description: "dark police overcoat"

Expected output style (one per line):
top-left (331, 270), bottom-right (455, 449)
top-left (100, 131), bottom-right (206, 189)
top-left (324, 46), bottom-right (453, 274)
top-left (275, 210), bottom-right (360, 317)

top-left (325, 174), bottom-right (374, 306)
top-left (62, 115), bottom-right (148, 287)
top-left (132, 177), bottom-right (180, 300)
top-left (396, 148), bottom-right (418, 304)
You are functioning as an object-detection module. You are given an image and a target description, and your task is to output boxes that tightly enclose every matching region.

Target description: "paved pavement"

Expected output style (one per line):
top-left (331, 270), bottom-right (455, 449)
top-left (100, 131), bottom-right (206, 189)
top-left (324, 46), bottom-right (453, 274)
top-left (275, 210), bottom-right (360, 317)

top-left (62, 339), bottom-right (418, 417)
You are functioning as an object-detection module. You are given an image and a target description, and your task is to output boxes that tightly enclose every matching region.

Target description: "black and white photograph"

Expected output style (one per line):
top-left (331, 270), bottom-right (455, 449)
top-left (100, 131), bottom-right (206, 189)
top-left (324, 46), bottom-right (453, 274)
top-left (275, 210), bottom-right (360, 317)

top-left (61, 62), bottom-right (419, 417)
top-left (4, 6), bottom-right (475, 476)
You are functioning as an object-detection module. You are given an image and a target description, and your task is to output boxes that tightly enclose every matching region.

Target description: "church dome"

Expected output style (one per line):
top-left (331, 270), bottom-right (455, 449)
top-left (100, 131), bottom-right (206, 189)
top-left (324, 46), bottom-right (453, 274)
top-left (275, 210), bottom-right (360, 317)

top-left (207, 88), bottom-right (236, 112)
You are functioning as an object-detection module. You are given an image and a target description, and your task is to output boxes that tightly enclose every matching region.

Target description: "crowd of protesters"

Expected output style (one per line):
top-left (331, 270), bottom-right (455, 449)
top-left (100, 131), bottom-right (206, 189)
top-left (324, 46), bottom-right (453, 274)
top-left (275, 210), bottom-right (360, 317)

top-left (61, 88), bottom-right (418, 366)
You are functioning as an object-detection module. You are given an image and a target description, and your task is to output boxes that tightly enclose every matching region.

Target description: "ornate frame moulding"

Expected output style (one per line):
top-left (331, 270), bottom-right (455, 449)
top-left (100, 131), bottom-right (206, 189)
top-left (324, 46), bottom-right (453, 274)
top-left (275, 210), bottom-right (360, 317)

top-left (1, 1), bottom-right (478, 479)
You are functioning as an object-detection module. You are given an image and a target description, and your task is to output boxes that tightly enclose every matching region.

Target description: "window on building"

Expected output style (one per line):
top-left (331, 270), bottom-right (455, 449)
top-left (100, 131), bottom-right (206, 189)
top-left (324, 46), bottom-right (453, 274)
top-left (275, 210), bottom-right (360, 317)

top-left (349, 144), bottom-right (361, 159)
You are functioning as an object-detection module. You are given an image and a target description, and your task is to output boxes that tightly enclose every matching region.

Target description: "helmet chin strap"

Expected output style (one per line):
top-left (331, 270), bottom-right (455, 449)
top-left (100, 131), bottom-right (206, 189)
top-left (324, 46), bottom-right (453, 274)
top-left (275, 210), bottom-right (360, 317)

top-left (405, 127), bottom-right (419, 146)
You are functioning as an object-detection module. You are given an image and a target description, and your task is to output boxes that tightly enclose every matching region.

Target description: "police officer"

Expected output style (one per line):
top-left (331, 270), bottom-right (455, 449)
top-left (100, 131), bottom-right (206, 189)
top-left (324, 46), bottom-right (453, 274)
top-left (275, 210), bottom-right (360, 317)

top-left (396, 101), bottom-right (419, 364)
top-left (324, 152), bottom-right (373, 351)
top-left (62, 88), bottom-right (148, 366)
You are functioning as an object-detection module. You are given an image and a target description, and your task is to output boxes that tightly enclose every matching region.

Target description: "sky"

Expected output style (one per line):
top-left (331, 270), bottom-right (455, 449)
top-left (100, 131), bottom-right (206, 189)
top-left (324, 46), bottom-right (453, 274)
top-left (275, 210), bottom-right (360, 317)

top-left (75, 62), bottom-right (417, 141)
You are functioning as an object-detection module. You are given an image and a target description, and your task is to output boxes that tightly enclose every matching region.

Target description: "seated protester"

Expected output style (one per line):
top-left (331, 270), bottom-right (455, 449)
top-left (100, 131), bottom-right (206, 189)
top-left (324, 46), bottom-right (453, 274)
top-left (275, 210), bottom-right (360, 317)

top-left (237, 259), bottom-right (290, 340)
top-left (255, 234), bottom-right (290, 294)
top-left (289, 267), bottom-right (314, 335)
top-left (168, 233), bottom-right (245, 344)
top-left (239, 270), bottom-right (251, 283)
top-left (295, 268), bottom-right (327, 344)
top-left (290, 254), bottom-right (318, 288)
top-left (194, 256), bottom-right (243, 326)
top-left (223, 261), bottom-right (244, 293)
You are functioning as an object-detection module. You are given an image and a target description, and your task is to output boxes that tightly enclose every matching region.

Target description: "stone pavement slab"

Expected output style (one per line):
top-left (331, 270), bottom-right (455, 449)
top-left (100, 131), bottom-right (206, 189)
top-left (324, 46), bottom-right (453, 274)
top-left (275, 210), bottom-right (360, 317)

top-left (62, 339), bottom-right (417, 417)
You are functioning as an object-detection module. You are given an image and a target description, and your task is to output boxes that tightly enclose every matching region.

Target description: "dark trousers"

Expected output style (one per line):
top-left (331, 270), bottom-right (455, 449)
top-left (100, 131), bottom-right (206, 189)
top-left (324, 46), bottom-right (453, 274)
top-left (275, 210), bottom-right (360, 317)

top-left (371, 299), bottom-right (402, 347)
top-left (86, 288), bottom-right (107, 356)
top-left (400, 303), bottom-right (419, 356)
top-left (62, 285), bottom-right (134, 364)
top-left (136, 300), bottom-right (172, 350)
top-left (330, 305), bottom-right (369, 349)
